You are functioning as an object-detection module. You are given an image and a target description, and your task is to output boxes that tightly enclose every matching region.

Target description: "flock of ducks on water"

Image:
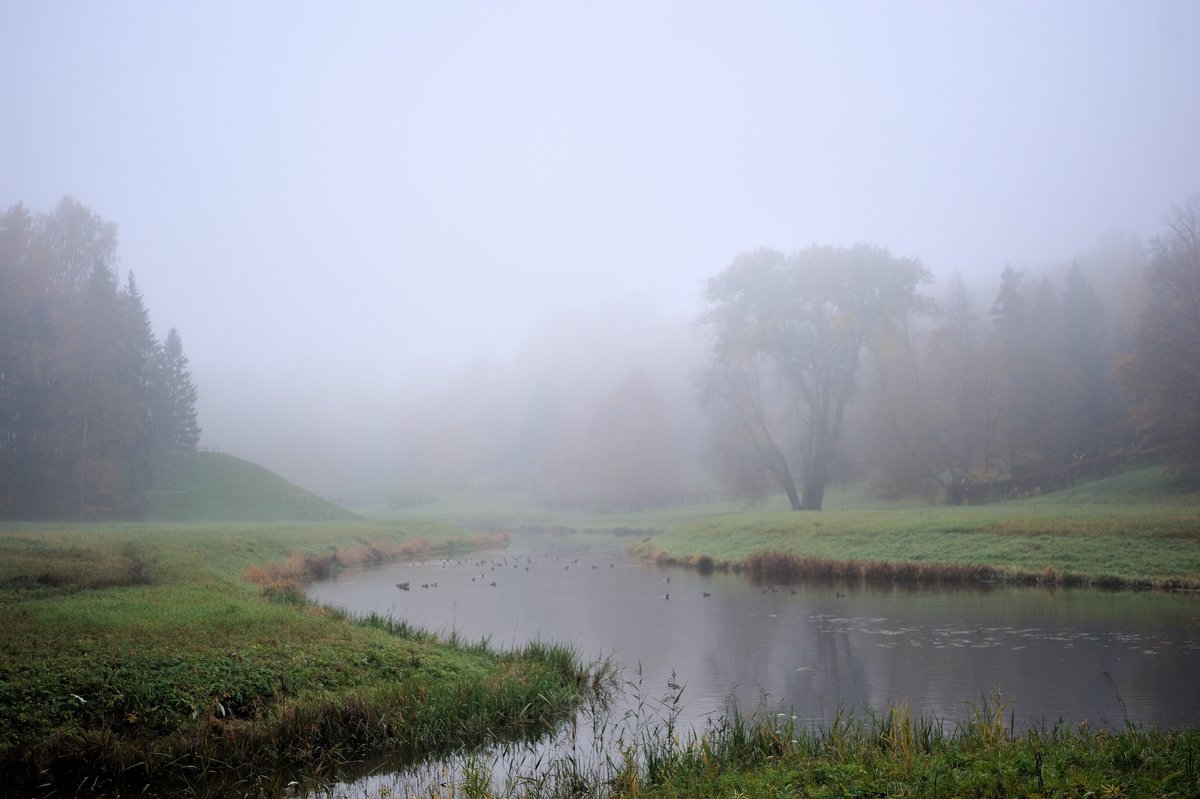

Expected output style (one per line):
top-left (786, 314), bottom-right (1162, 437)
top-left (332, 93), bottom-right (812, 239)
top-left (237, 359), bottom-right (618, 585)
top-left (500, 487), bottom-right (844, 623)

top-left (390, 553), bottom-right (849, 600)
top-left (393, 553), bottom-right (691, 600)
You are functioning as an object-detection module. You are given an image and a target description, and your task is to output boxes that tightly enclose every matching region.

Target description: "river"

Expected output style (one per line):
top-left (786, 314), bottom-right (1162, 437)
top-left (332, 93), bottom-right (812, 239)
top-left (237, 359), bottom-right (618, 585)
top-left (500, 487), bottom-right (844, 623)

top-left (306, 532), bottom-right (1199, 793)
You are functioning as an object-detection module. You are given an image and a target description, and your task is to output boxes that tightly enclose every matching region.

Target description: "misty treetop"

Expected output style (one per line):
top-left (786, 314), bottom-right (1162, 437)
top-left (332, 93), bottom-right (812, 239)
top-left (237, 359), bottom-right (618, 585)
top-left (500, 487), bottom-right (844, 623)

top-left (0, 197), bottom-right (201, 518)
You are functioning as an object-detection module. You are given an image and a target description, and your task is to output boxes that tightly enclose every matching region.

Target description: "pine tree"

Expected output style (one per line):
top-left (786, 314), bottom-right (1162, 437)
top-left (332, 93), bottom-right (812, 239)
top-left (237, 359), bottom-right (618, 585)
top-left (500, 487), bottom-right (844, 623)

top-left (121, 274), bottom-right (160, 408)
top-left (928, 273), bottom-right (996, 477)
top-left (119, 272), bottom-right (162, 497)
top-left (156, 328), bottom-right (201, 452)
top-left (1, 198), bottom-right (203, 517)
top-left (988, 265), bottom-right (1037, 475)
top-left (1060, 262), bottom-right (1120, 458)
top-left (65, 261), bottom-right (138, 514)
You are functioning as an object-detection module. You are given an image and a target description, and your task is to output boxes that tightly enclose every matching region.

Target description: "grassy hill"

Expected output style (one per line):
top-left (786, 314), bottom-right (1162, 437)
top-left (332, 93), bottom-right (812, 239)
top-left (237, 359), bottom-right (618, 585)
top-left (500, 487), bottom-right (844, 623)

top-left (142, 451), bottom-right (359, 522)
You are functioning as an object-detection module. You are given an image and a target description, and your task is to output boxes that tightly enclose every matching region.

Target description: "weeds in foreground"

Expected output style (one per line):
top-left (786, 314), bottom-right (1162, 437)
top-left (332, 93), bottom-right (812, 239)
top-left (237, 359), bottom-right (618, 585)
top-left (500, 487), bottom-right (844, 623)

top-left (364, 680), bottom-right (1200, 799)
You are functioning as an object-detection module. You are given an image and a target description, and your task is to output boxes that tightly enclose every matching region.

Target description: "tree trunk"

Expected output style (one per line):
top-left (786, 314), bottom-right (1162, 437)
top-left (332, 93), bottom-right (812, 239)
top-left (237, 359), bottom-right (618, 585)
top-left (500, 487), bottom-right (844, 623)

top-left (800, 397), bottom-right (831, 510)
top-left (770, 448), bottom-right (803, 510)
top-left (781, 470), bottom-right (803, 510)
top-left (801, 468), bottom-right (826, 510)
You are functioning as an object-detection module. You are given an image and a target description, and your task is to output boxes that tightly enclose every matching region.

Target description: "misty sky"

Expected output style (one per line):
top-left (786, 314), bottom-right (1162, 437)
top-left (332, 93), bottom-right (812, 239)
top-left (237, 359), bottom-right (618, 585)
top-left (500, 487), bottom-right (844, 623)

top-left (3, 1), bottom-right (1198, 497)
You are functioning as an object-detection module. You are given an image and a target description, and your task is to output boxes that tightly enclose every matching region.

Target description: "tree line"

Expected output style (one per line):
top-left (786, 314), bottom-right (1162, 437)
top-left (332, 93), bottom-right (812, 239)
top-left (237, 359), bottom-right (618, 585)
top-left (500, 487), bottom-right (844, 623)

top-left (0, 198), bottom-right (201, 518)
top-left (700, 194), bottom-right (1200, 509)
top-left (381, 194), bottom-right (1197, 513)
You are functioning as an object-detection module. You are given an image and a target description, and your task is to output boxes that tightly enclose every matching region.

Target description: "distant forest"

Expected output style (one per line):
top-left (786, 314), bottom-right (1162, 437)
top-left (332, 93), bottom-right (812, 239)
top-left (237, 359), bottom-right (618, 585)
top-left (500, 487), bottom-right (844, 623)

top-left (699, 195), bottom-right (1200, 508)
top-left (388, 194), bottom-right (1200, 512)
top-left (0, 198), bottom-right (200, 518)
top-left (4, 194), bottom-right (1196, 519)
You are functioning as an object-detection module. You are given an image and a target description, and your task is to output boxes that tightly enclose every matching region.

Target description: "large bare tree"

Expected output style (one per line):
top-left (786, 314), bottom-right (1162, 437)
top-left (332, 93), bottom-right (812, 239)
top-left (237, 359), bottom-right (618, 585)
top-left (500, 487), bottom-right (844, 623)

top-left (700, 245), bottom-right (930, 510)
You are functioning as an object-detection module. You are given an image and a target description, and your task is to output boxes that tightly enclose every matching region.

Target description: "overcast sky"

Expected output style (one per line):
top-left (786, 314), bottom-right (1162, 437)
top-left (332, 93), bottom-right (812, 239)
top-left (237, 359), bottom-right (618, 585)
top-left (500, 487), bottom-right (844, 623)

top-left (3, 1), bottom-right (1198, 495)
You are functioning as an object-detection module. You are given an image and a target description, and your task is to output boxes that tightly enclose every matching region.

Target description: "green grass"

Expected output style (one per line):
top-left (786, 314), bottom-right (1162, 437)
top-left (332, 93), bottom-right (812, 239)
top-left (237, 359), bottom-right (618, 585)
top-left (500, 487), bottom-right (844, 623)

top-left (371, 468), bottom-right (1200, 589)
top-left (629, 700), bottom-right (1200, 799)
top-left (624, 705), bottom-right (1199, 799)
top-left (626, 468), bottom-right (1200, 589)
top-left (142, 451), bottom-right (359, 522)
top-left (383, 694), bottom-right (1200, 799)
top-left (0, 519), bottom-right (590, 797)
top-left (356, 483), bottom-right (901, 541)
top-left (360, 490), bottom-right (701, 533)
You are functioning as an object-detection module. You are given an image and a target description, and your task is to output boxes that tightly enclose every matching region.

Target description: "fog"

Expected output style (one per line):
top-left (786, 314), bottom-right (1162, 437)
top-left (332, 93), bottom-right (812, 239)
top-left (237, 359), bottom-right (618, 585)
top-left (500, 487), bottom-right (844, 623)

top-left (3, 1), bottom-right (1198, 502)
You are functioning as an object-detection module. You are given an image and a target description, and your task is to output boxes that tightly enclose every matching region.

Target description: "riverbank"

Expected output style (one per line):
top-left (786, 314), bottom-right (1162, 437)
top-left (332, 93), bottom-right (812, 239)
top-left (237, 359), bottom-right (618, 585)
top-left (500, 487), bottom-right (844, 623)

top-left (441, 699), bottom-right (1200, 799)
top-left (0, 521), bottom-right (591, 797)
top-left (629, 468), bottom-right (1200, 591)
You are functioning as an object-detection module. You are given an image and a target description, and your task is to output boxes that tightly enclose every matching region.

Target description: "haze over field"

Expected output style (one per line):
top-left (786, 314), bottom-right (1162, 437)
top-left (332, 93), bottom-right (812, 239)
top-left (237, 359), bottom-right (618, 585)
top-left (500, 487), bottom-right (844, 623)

top-left (3, 1), bottom-right (1198, 502)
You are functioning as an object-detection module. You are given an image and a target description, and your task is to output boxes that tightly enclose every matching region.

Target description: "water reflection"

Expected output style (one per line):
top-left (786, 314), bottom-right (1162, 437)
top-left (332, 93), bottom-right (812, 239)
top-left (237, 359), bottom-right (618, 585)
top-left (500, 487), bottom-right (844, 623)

top-left (307, 535), bottom-right (1200, 731)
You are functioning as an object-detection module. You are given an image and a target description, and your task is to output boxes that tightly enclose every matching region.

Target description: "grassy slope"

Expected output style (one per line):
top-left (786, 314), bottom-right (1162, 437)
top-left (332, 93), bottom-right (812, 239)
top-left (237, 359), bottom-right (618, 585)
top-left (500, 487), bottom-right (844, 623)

top-left (631, 468), bottom-right (1200, 588)
top-left (0, 516), bottom-right (584, 795)
top-left (142, 451), bottom-right (358, 522)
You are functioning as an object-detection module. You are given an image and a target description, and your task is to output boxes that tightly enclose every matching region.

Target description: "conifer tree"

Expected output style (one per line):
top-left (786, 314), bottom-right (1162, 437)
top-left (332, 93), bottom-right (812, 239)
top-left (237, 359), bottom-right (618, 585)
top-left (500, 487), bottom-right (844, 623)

top-left (66, 261), bottom-right (138, 514)
top-left (157, 328), bottom-right (201, 451)
top-left (0, 198), bottom-right (203, 517)
top-left (120, 272), bottom-right (161, 492)
top-left (1060, 262), bottom-right (1120, 458)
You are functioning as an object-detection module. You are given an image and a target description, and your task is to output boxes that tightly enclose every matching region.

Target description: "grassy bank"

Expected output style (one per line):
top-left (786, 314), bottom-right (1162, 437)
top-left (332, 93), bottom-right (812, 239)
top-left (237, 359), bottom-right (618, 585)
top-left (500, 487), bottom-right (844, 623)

top-left (630, 468), bottom-right (1200, 591)
top-left (619, 704), bottom-right (1200, 799)
top-left (0, 520), bottom-right (591, 797)
top-left (431, 699), bottom-right (1200, 799)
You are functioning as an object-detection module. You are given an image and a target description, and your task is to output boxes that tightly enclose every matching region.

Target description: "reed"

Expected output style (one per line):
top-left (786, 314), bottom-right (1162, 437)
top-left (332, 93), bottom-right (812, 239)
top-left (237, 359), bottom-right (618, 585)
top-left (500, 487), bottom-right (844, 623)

top-left (743, 550), bottom-right (1003, 586)
top-left (419, 694), bottom-right (1200, 799)
top-left (637, 541), bottom-right (1199, 592)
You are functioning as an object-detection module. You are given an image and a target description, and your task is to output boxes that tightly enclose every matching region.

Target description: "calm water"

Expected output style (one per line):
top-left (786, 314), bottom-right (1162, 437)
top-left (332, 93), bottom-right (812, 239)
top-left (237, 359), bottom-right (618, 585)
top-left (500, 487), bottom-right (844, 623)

top-left (308, 534), bottom-right (1200, 731)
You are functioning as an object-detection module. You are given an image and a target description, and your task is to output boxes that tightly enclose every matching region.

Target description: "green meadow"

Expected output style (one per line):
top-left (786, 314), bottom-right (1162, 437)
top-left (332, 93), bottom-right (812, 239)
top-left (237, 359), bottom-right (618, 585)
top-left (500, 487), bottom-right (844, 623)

top-left (626, 468), bottom-right (1200, 590)
top-left (0, 459), bottom-right (591, 797)
top-left (2, 458), bottom-right (1197, 796)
